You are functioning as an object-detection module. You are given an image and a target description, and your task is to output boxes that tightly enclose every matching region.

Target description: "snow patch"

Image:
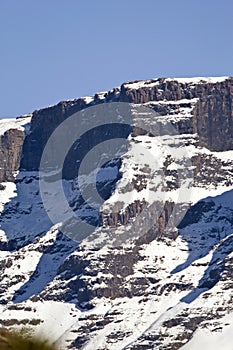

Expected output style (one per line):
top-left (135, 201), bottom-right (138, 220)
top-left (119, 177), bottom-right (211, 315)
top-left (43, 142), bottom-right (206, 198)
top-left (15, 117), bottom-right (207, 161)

top-left (0, 116), bottom-right (31, 136)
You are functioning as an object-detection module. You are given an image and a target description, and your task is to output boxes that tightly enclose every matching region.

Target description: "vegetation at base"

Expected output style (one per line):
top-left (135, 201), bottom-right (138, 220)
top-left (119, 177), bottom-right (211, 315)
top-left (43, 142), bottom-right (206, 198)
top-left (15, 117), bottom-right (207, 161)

top-left (0, 330), bottom-right (57, 350)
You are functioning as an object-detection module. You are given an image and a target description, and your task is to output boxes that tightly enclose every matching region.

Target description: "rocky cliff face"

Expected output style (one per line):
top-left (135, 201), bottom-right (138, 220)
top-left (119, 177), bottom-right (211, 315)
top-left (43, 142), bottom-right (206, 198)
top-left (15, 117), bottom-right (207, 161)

top-left (2, 77), bottom-right (233, 181)
top-left (0, 117), bottom-right (31, 182)
top-left (120, 78), bottom-right (233, 151)
top-left (15, 77), bottom-right (233, 175)
top-left (0, 77), bottom-right (233, 350)
top-left (0, 128), bottom-right (25, 182)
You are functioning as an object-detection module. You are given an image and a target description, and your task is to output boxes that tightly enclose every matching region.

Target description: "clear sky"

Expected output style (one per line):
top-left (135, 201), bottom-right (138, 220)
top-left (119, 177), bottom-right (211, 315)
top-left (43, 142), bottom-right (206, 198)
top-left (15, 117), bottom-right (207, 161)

top-left (0, 0), bottom-right (233, 118)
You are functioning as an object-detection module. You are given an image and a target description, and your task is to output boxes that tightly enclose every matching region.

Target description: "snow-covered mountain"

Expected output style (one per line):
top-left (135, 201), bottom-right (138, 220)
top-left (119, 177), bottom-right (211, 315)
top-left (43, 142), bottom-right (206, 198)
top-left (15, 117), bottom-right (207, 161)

top-left (0, 77), bottom-right (233, 349)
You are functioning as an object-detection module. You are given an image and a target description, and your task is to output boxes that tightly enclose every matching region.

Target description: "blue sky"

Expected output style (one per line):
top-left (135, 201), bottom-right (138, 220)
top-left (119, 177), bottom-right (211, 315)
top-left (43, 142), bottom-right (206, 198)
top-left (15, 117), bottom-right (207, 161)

top-left (0, 0), bottom-right (233, 117)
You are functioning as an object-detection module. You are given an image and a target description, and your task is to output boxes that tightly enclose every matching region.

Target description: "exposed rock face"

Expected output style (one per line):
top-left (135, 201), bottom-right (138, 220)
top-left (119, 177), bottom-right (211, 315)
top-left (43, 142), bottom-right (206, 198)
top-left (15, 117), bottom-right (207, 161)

top-left (101, 200), bottom-right (178, 243)
top-left (20, 90), bottom-right (120, 172)
top-left (0, 128), bottom-right (25, 182)
top-left (16, 77), bottom-right (233, 174)
top-left (193, 84), bottom-right (233, 151)
top-left (120, 78), bottom-right (233, 151)
top-left (2, 78), bottom-right (233, 180)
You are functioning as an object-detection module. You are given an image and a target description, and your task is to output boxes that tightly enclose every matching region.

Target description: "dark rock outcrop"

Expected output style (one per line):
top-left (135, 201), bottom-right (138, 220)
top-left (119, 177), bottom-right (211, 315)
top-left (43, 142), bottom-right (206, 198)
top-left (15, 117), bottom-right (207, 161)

top-left (1, 77), bottom-right (231, 182)
top-left (120, 78), bottom-right (233, 151)
top-left (0, 128), bottom-right (25, 182)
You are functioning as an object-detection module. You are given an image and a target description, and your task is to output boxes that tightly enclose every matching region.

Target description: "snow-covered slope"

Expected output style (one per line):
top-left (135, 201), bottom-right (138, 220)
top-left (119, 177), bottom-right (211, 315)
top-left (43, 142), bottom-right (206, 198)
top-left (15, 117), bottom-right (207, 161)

top-left (0, 115), bottom-right (31, 136)
top-left (0, 77), bottom-right (233, 349)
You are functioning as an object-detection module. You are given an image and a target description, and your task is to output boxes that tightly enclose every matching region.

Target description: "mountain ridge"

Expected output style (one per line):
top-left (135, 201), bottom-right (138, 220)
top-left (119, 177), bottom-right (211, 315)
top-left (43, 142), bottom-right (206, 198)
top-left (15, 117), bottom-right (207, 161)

top-left (0, 77), bottom-right (233, 349)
